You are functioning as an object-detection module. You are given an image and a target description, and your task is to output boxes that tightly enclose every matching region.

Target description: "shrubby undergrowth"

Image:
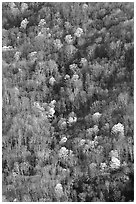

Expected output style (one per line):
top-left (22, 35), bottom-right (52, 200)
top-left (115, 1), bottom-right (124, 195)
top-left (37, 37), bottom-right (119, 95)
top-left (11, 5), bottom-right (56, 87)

top-left (2, 2), bottom-right (134, 202)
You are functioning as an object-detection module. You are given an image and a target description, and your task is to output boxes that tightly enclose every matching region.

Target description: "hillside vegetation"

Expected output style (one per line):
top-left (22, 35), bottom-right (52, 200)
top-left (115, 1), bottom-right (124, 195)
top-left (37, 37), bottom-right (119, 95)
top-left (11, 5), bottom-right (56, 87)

top-left (2, 2), bottom-right (134, 202)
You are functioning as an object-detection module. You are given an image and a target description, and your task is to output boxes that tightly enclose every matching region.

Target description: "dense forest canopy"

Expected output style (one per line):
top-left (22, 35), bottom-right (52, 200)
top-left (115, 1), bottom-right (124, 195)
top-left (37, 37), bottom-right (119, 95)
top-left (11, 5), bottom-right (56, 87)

top-left (2, 2), bottom-right (134, 202)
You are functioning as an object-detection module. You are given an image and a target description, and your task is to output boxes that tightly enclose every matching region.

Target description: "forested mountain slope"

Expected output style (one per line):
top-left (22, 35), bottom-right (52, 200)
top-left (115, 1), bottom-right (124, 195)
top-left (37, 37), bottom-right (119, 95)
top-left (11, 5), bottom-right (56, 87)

top-left (2, 2), bottom-right (134, 202)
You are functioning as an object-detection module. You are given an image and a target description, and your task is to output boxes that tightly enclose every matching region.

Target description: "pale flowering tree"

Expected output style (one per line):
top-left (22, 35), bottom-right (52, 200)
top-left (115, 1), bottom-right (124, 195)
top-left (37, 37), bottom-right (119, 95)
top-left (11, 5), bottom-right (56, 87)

top-left (68, 116), bottom-right (77, 125)
top-left (58, 147), bottom-right (69, 159)
top-left (86, 137), bottom-right (98, 149)
top-left (64, 74), bottom-right (70, 80)
top-left (34, 102), bottom-right (45, 112)
top-left (47, 107), bottom-right (55, 118)
top-left (58, 118), bottom-right (67, 130)
top-left (94, 135), bottom-right (99, 145)
top-left (79, 139), bottom-right (86, 146)
top-left (55, 183), bottom-right (64, 198)
top-left (60, 136), bottom-right (67, 145)
top-left (71, 74), bottom-right (79, 82)
top-left (110, 149), bottom-right (119, 158)
top-left (50, 100), bottom-right (56, 107)
top-left (111, 123), bottom-right (125, 137)
top-left (69, 63), bottom-right (78, 74)
top-left (80, 58), bottom-right (88, 67)
top-left (40, 100), bottom-right (56, 119)
top-left (87, 140), bottom-right (95, 149)
top-left (110, 157), bottom-right (121, 169)
top-left (20, 18), bottom-right (29, 29)
top-left (37, 32), bottom-right (44, 38)
top-left (92, 112), bottom-right (102, 123)
top-left (82, 3), bottom-right (88, 11)
top-left (67, 112), bottom-right (77, 126)
top-left (38, 19), bottom-right (46, 28)
top-left (100, 162), bottom-right (108, 170)
top-left (74, 27), bottom-right (84, 38)
top-left (109, 149), bottom-right (121, 169)
top-left (49, 76), bottom-right (56, 86)
top-left (65, 34), bottom-right (74, 44)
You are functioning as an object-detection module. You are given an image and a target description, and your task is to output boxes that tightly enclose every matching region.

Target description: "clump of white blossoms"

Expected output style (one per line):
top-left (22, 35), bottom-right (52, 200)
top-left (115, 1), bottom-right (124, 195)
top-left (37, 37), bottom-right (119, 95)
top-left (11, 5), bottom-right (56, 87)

top-left (67, 112), bottom-right (77, 126)
top-left (69, 64), bottom-right (77, 69)
top-left (68, 116), bottom-right (77, 125)
top-left (110, 157), bottom-right (121, 169)
top-left (79, 139), bottom-right (86, 146)
top-left (49, 76), bottom-right (56, 86)
top-left (47, 100), bottom-right (56, 118)
top-left (111, 123), bottom-right (125, 137)
top-left (64, 74), bottom-right (70, 80)
top-left (60, 136), bottom-right (67, 145)
top-left (88, 140), bottom-right (95, 149)
top-left (20, 18), bottom-right (29, 29)
top-left (71, 74), bottom-right (79, 82)
top-left (34, 102), bottom-right (45, 111)
top-left (65, 34), bottom-right (73, 44)
top-left (104, 123), bottom-right (110, 131)
top-left (54, 39), bottom-right (63, 50)
top-left (61, 121), bottom-right (67, 129)
top-left (55, 183), bottom-right (64, 198)
top-left (100, 162), bottom-right (108, 170)
top-left (58, 118), bottom-right (67, 130)
top-left (110, 149), bottom-right (121, 169)
top-left (74, 27), bottom-right (84, 38)
top-left (69, 63), bottom-right (78, 73)
top-left (82, 3), bottom-right (88, 11)
top-left (93, 135), bottom-right (99, 146)
top-left (92, 112), bottom-right (102, 123)
top-left (48, 107), bottom-right (55, 118)
top-left (38, 19), bottom-right (46, 27)
top-left (110, 149), bottom-right (119, 158)
top-left (87, 136), bottom-right (98, 149)
top-left (80, 58), bottom-right (88, 67)
top-left (50, 100), bottom-right (56, 107)
top-left (59, 147), bottom-right (69, 159)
